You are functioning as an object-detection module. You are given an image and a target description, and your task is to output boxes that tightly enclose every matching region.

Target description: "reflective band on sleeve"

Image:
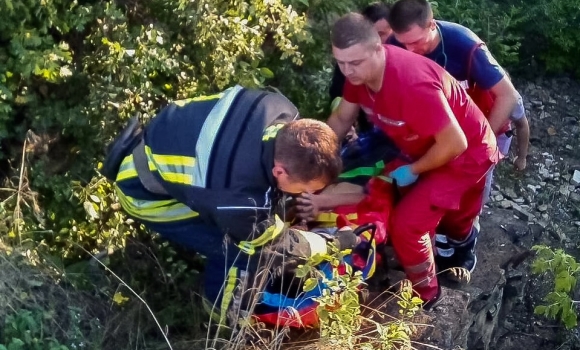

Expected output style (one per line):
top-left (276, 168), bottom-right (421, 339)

top-left (116, 154), bottom-right (139, 182)
top-left (115, 184), bottom-right (199, 222)
top-left (144, 145), bottom-right (196, 186)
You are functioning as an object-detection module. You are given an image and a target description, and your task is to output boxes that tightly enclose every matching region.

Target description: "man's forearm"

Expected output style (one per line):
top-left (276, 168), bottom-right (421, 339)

top-left (515, 118), bottom-right (530, 159)
top-left (315, 192), bottom-right (366, 211)
top-left (410, 146), bottom-right (463, 174)
top-left (327, 114), bottom-right (352, 140)
top-left (488, 94), bottom-right (517, 134)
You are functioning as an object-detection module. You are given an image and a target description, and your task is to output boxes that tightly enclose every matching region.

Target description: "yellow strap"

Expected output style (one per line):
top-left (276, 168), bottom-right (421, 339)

top-left (220, 267), bottom-right (238, 326)
top-left (237, 215), bottom-right (286, 255)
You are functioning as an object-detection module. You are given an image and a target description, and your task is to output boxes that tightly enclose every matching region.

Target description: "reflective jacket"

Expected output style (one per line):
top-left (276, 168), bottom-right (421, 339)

top-left (114, 85), bottom-right (299, 241)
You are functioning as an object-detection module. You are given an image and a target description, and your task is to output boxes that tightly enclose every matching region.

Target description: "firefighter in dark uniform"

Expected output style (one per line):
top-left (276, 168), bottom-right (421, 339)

top-left (102, 85), bottom-right (343, 324)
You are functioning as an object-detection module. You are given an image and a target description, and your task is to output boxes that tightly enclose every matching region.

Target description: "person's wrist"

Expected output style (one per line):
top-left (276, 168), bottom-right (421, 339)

top-left (409, 163), bottom-right (420, 175)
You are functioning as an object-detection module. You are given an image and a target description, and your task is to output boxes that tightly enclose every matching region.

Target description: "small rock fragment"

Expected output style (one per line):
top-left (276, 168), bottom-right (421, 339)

top-left (512, 203), bottom-right (534, 221)
top-left (499, 200), bottom-right (513, 209)
top-left (504, 188), bottom-right (518, 199)
top-left (537, 204), bottom-right (548, 212)
top-left (513, 198), bottom-right (525, 204)
top-left (560, 185), bottom-right (571, 197)
top-left (571, 170), bottom-right (580, 186)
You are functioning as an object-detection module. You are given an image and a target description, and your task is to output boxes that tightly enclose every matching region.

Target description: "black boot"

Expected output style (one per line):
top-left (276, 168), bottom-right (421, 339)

top-left (435, 225), bottom-right (479, 276)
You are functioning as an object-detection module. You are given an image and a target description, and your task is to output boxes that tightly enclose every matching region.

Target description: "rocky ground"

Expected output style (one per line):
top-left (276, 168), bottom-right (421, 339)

top-left (420, 76), bottom-right (580, 350)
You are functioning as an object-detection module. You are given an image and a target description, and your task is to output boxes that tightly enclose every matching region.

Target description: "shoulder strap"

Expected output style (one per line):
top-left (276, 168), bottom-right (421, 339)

top-left (132, 138), bottom-right (169, 195)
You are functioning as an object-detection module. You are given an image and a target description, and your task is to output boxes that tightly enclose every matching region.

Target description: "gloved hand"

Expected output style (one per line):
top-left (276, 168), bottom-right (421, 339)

top-left (333, 227), bottom-right (360, 251)
top-left (389, 164), bottom-right (418, 187)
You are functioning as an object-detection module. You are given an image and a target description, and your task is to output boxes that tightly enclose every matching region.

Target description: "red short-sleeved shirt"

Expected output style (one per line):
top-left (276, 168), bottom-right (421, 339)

top-left (343, 45), bottom-right (499, 169)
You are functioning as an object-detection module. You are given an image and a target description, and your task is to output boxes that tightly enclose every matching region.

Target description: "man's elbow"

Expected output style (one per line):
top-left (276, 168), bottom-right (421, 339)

top-left (453, 135), bottom-right (468, 157)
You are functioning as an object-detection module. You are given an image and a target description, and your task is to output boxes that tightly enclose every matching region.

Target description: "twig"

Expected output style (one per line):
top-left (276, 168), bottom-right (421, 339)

top-left (79, 246), bottom-right (174, 350)
top-left (13, 137), bottom-right (29, 245)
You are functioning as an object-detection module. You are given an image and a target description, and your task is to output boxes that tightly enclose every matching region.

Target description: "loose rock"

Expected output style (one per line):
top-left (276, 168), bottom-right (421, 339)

top-left (512, 203), bottom-right (534, 221)
top-left (571, 170), bottom-right (580, 186)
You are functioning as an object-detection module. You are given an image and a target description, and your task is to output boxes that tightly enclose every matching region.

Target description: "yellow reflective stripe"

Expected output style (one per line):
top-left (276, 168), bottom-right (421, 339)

top-left (144, 145), bottom-right (196, 186)
top-left (262, 124), bottom-right (284, 141)
top-left (315, 212), bottom-right (358, 225)
top-left (220, 267), bottom-right (238, 326)
top-left (173, 92), bottom-right (224, 107)
top-left (116, 155), bottom-right (139, 182)
top-left (158, 172), bottom-right (193, 185)
top-left (151, 154), bottom-right (195, 167)
top-left (115, 185), bottom-right (199, 222)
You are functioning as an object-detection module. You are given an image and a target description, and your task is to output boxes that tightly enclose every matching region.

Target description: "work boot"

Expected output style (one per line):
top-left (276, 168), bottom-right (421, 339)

top-left (435, 225), bottom-right (479, 279)
top-left (420, 283), bottom-right (443, 311)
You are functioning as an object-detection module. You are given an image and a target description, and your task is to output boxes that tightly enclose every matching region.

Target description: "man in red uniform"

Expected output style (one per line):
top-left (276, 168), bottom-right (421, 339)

top-left (328, 13), bottom-right (499, 305)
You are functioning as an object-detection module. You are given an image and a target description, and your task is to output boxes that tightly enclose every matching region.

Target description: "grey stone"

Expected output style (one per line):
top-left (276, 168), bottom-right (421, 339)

top-left (499, 200), bottom-right (513, 209)
top-left (531, 100), bottom-right (543, 107)
top-left (537, 220), bottom-right (549, 229)
top-left (513, 198), bottom-right (525, 204)
top-left (537, 204), bottom-right (548, 212)
top-left (570, 192), bottom-right (580, 203)
top-left (571, 170), bottom-right (580, 186)
top-left (512, 203), bottom-right (534, 221)
top-left (503, 188), bottom-right (518, 199)
top-left (494, 194), bottom-right (504, 201)
top-left (560, 185), bottom-right (571, 197)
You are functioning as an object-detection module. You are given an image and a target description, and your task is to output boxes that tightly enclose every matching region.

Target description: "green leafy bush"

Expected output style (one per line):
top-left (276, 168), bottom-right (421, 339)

top-left (531, 245), bottom-right (580, 329)
top-left (432, 0), bottom-right (524, 67)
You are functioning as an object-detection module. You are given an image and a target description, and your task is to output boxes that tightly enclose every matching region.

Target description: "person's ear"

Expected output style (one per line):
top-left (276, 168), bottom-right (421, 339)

top-left (272, 164), bottom-right (287, 180)
top-left (428, 19), bottom-right (437, 31)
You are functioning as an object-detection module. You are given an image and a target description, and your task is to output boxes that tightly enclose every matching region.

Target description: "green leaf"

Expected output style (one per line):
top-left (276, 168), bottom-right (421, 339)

top-left (259, 67), bottom-right (274, 79)
top-left (7, 338), bottom-right (25, 350)
top-left (534, 305), bottom-right (547, 315)
top-left (303, 277), bottom-right (318, 292)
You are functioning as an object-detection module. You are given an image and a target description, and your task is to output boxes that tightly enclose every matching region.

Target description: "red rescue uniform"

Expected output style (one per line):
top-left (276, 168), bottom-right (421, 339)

top-left (343, 45), bottom-right (499, 300)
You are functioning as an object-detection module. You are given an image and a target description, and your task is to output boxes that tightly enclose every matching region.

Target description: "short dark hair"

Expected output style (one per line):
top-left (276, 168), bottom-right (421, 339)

top-left (331, 12), bottom-right (381, 50)
top-left (362, 2), bottom-right (391, 23)
top-left (275, 119), bottom-right (342, 184)
top-left (388, 0), bottom-right (433, 33)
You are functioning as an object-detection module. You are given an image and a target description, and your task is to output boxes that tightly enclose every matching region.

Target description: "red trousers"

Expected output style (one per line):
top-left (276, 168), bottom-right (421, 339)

top-left (388, 159), bottom-right (493, 300)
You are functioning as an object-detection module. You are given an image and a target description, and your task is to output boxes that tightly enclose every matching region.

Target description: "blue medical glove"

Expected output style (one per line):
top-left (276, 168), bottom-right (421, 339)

top-left (389, 165), bottom-right (418, 187)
